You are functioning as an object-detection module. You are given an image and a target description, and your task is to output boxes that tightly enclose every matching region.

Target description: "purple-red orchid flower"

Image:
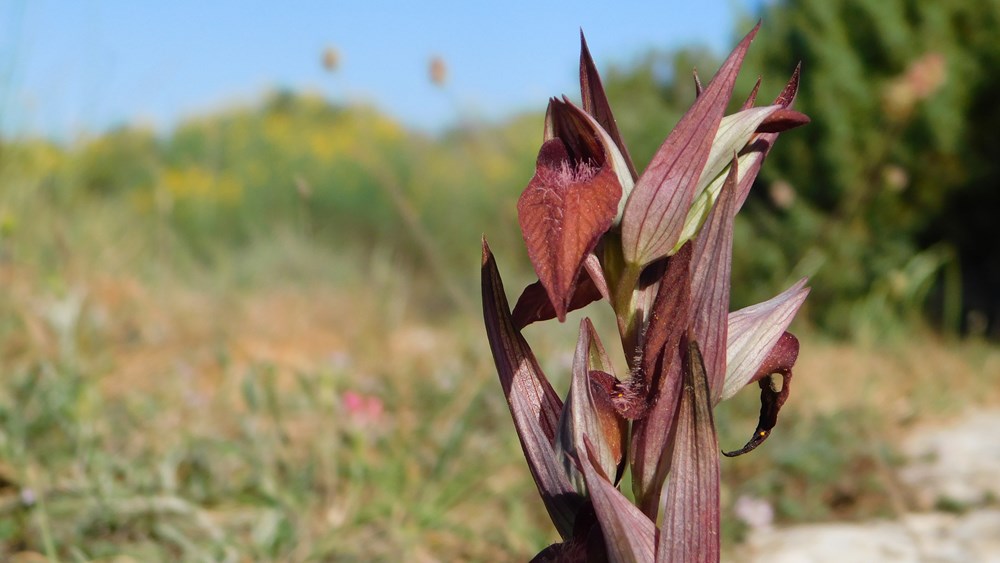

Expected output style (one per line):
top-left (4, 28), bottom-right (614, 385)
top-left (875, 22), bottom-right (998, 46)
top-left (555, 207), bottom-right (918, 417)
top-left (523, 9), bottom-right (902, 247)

top-left (482, 24), bottom-right (810, 562)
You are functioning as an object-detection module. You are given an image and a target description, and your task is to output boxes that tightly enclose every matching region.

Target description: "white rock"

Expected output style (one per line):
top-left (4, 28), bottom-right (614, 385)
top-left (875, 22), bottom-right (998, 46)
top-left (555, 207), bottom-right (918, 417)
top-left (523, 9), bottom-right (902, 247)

top-left (734, 521), bottom-right (920, 562)
top-left (732, 511), bottom-right (1000, 563)
top-left (731, 409), bottom-right (1000, 562)
top-left (899, 410), bottom-right (1000, 509)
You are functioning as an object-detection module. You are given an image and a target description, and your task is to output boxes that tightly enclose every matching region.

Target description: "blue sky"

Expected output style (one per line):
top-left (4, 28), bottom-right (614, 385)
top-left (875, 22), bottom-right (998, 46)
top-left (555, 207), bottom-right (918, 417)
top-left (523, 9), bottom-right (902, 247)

top-left (0, 1), bottom-right (762, 140)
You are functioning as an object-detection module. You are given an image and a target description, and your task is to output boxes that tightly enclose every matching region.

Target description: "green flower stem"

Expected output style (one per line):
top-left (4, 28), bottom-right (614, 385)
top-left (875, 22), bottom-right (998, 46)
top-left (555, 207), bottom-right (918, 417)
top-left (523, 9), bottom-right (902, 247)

top-left (612, 261), bottom-right (644, 370)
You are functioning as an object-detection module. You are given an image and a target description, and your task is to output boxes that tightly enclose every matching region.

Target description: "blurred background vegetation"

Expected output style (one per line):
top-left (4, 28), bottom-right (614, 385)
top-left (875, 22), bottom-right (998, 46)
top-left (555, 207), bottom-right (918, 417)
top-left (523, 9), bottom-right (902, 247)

top-left (605, 0), bottom-right (1000, 341)
top-left (6, 0), bottom-right (997, 338)
top-left (1, 0), bottom-right (999, 560)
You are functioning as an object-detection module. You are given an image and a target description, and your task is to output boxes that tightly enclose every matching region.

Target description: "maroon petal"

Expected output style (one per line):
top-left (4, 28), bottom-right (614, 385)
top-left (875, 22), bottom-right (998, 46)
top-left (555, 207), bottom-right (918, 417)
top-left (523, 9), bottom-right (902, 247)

top-left (774, 63), bottom-right (802, 108)
top-left (640, 243), bottom-right (694, 391)
top-left (512, 273), bottom-right (604, 330)
top-left (630, 354), bottom-right (684, 519)
top-left (736, 64), bottom-right (803, 210)
top-left (580, 436), bottom-right (656, 563)
top-left (722, 280), bottom-right (809, 402)
top-left (579, 31), bottom-right (638, 181)
top-left (657, 339), bottom-right (721, 563)
top-left (756, 108), bottom-right (810, 133)
top-left (741, 76), bottom-right (763, 110)
top-left (556, 319), bottom-right (628, 485)
top-left (622, 23), bottom-right (759, 268)
top-left (690, 157), bottom-right (739, 405)
top-left (723, 331), bottom-right (799, 457)
top-left (481, 238), bottom-right (584, 537)
top-left (629, 243), bottom-right (693, 517)
top-left (519, 103), bottom-right (622, 321)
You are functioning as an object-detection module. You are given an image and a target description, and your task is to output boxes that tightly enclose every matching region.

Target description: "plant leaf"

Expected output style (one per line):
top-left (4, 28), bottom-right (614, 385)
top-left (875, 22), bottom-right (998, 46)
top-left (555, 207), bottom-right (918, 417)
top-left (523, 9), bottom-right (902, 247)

top-left (580, 436), bottom-right (656, 563)
top-left (721, 279), bottom-right (809, 402)
top-left (519, 100), bottom-right (622, 321)
top-left (690, 157), bottom-right (739, 405)
top-left (657, 339), bottom-right (720, 563)
top-left (722, 331), bottom-right (799, 457)
top-left (621, 23), bottom-right (758, 268)
top-left (481, 238), bottom-right (584, 538)
top-left (580, 30), bottom-right (638, 182)
top-left (556, 319), bottom-right (628, 488)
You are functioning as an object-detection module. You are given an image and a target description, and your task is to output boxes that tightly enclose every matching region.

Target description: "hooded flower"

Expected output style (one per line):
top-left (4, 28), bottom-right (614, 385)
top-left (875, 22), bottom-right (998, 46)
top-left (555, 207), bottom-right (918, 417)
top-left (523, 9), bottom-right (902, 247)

top-left (483, 23), bottom-right (810, 562)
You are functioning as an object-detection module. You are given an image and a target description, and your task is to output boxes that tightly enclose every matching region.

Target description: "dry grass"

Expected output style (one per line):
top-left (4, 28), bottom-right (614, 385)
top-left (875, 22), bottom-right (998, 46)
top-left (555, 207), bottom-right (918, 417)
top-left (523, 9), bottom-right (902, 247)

top-left (1, 251), bottom-right (999, 560)
top-left (794, 333), bottom-right (1000, 425)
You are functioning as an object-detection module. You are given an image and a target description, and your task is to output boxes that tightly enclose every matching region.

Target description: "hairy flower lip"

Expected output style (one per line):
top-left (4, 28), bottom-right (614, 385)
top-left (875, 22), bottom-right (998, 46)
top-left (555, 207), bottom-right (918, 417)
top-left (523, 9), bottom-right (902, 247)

top-left (548, 95), bottom-right (637, 221)
top-left (517, 119), bottom-right (622, 321)
top-left (545, 97), bottom-right (609, 168)
top-left (535, 139), bottom-right (600, 185)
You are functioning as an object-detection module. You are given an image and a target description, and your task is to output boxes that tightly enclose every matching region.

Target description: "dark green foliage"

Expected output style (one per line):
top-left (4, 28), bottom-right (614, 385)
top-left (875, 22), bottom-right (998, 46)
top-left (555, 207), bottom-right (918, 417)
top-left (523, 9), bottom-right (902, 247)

top-left (598, 0), bottom-right (1000, 338)
top-left (71, 127), bottom-right (159, 198)
top-left (736, 0), bottom-right (1000, 337)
